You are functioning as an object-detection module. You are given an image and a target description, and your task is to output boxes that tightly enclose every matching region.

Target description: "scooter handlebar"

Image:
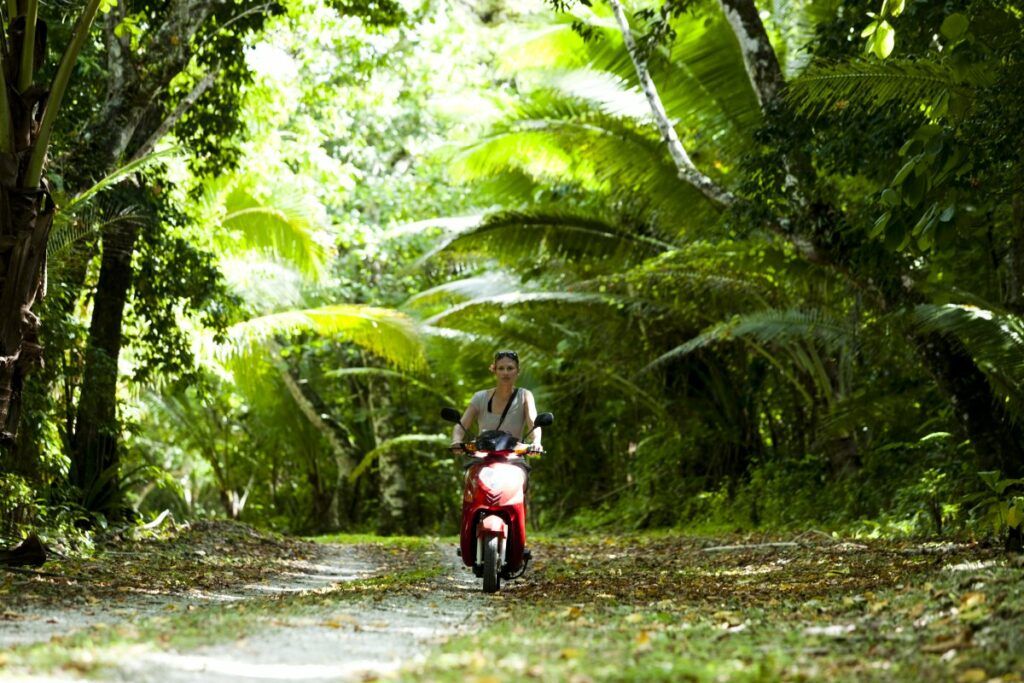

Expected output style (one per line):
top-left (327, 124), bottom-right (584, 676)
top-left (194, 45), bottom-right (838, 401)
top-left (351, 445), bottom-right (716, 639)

top-left (518, 443), bottom-right (544, 457)
top-left (449, 442), bottom-right (543, 458)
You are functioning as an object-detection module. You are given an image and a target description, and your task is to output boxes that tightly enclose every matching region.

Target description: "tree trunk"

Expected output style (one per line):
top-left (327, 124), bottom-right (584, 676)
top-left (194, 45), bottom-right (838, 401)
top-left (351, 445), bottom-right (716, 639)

top-left (0, 183), bottom-right (53, 447)
top-left (69, 219), bottom-right (139, 511)
top-left (364, 372), bottom-right (408, 535)
top-left (911, 329), bottom-right (1024, 478)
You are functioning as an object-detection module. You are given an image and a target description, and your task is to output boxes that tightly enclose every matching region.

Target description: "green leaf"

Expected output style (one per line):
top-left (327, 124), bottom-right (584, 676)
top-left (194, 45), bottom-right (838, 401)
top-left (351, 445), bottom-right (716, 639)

top-left (870, 211), bottom-right (892, 237)
top-left (1007, 504), bottom-right (1023, 529)
top-left (979, 471), bottom-right (1001, 492)
top-left (940, 13), bottom-right (969, 42)
top-left (893, 156), bottom-right (919, 184)
top-left (873, 22), bottom-right (895, 59)
top-left (860, 20), bottom-right (879, 38)
top-left (884, 219), bottom-right (905, 250)
top-left (917, 221), bottom-right (935, 250)
top-left (904, 173), bottom-right (928, 207)
top-left (912, 203), bottom-right (938, 236)
top-left (931, 90), bottom-right (950, 117)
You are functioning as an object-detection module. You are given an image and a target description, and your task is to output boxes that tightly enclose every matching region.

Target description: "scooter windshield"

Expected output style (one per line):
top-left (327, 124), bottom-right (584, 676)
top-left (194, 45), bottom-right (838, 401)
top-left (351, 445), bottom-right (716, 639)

top-left (475, 430), bottom-right (518, 452)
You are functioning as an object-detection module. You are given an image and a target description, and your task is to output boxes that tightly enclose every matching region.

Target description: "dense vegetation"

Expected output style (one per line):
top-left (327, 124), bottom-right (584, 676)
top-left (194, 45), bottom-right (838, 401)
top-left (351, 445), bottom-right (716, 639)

top-left (0, 0), bottom-right (1022, 552)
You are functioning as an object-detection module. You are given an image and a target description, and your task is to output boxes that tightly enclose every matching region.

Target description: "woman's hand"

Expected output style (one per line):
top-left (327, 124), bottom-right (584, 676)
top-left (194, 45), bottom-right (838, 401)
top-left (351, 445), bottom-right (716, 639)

top-left (516, 442), bottom-right (544, 457)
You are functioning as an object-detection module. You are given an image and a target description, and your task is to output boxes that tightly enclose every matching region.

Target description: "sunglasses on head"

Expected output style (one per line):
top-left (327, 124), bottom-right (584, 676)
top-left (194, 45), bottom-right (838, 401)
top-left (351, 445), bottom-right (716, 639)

top-left (494, 350), bottom-right (519, 362)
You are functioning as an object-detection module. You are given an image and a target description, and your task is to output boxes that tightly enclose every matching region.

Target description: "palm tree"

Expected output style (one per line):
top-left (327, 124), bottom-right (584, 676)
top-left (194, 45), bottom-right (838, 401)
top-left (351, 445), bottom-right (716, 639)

top-left (0, 0), bottom-right (105, 446)
top-left (419, 0), bottom-right (1024, 488)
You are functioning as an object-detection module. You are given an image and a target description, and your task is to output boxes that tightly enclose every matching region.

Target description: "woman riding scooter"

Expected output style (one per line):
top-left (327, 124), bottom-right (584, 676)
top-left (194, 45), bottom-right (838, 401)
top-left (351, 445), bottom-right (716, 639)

top-left (450, 349), bottom-right (543, 455)
top-left (445, 349), bottom-right (549, 592)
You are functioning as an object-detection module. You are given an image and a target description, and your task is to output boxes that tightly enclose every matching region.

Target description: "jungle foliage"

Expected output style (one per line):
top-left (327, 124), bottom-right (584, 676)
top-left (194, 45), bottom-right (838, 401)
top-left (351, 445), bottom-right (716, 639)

top-left (1, 0), bottom-right (1023, 550)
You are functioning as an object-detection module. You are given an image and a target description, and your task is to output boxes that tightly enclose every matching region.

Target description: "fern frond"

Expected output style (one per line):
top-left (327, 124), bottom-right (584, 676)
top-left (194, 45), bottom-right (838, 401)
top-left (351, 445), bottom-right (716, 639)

top-left (788, 59), bottom-right (991, 117)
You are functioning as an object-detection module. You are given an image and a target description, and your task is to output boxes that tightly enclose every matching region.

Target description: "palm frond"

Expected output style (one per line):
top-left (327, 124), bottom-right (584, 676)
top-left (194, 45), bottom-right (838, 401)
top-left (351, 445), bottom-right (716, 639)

top-left (225, 304), bottom-right (425, 371)
top-left (221, 184), bottom-right (331, 280)
top-left (404, 272), bottom-right (521, 311)
top-left (906, 304), bottom-right (1024, 378)
top-left (47, 208), bottom-right (145, 260)
top-left (325, 367), bottom-right (457, 405)
top-left (417, 210), bottom-right (674, 270)
top-left (662, 6), bottom-right (763, 142)
top-left (386, 214), bottom-right (484, 239)
top-left (452, 109), bottom-right (721, 232)
top-left (349, 434), bottom-right (450, 482)
top-left (641, 309), bottom-right (854, 373)
top-left (61, 148), bottom-right (179, 211)
top-left (760, 0), bottom-right (842, 76)
top-left (47, 150), bottom-right (175, 260)
top-left (541, 68), bottom-right (654, 121)
top-left (508, 8), bottom-right (760, 157)
top-left (788, 59), bottom-right (992, 117)
top-left (424, 291), bottom-right (614, 326)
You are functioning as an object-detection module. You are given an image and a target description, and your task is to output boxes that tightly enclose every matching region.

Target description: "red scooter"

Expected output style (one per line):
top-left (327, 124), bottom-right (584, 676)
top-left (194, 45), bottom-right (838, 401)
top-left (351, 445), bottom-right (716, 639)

top-left (441, 407), bottom-right (554, 593)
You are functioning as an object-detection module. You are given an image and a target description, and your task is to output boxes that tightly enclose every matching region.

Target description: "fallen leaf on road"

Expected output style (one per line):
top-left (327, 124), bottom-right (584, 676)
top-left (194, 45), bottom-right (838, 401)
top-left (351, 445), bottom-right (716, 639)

top-left (323, 615), bottom-right (359, 628)
top-left (805, 624), bottom-right (856, 637)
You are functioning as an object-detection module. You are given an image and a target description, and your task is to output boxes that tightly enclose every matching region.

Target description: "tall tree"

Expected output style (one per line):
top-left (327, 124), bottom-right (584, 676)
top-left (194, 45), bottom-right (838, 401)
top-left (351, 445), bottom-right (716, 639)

top-left (0, 0), bottom-right (104, 446)
top-left (65, 0), bottom-right (280, 512)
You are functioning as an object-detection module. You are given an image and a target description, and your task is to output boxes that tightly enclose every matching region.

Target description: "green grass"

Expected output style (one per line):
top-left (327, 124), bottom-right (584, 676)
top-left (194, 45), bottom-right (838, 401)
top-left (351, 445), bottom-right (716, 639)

top-left (308, 532), bottom-right (439, 550)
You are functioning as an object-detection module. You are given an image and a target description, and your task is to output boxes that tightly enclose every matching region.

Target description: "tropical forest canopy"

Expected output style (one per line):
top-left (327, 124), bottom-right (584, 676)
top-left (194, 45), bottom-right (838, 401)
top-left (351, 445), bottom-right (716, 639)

top-left (1, 0), bottom-right (1023, 548)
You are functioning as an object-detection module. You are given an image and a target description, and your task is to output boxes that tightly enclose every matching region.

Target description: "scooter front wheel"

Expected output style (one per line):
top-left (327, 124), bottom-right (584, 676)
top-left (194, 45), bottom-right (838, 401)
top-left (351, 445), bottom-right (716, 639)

top-left (482, 536), bottom-right (501, 593)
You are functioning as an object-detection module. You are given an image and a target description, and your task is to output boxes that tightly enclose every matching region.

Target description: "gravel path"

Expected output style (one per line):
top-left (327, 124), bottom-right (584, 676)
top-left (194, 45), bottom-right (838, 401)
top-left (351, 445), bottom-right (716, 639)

top-left (0, 543), bottom-right (377, 651)
top-left (1, 541), bottom-right (497, 682)
top-left (110, 544), bottom-right (486, 683)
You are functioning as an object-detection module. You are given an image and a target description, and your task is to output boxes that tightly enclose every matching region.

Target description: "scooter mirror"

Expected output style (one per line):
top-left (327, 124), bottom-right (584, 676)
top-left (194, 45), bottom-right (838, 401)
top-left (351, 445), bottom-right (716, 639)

top-left (534, 412), bottom-right (554, 428)
top-left (440, 407), bottom-right (463, 424)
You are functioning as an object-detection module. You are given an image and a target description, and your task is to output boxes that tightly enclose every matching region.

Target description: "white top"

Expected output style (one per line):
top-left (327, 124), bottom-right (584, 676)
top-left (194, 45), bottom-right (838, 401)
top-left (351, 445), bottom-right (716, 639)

top-left (469, 388), bottom-right (533, 439)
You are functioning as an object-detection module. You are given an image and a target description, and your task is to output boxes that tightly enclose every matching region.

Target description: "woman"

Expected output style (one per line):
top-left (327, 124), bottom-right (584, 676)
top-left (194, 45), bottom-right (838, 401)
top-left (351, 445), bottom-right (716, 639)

top-left (451, 350), bottom-right (543, 450)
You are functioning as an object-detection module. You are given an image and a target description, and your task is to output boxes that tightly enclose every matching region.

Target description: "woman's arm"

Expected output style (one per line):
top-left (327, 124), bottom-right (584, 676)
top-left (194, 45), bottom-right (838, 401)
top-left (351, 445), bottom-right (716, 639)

top-left (453, 401), bottom-right (478, 443)
top-left (524, 390), bottom-right (541, 447)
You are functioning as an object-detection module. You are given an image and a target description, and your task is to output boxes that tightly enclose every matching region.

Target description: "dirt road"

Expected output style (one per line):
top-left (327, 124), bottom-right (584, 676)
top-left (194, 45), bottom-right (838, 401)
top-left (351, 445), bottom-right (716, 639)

top-left (1, 530), bottom-right (490, 682)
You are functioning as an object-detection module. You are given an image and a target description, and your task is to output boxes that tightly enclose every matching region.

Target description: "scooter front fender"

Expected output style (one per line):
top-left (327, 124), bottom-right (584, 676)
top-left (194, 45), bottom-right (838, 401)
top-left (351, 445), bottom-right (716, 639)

top-left (478, 514), bottom-right (507, 539)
